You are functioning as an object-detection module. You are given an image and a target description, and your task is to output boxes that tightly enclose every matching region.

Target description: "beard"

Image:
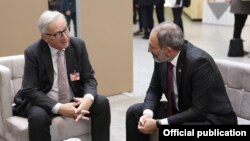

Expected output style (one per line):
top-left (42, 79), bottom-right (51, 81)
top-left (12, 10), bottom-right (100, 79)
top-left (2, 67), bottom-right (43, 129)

top-left (152, 52), bottom-right (171, 63)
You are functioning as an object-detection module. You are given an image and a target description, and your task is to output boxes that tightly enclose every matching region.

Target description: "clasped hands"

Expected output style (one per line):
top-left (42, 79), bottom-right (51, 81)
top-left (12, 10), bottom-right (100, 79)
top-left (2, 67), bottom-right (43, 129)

top-left (58, 97), bottom-right (93, 122)
top-left (138, 114), bottom-right (158, 134)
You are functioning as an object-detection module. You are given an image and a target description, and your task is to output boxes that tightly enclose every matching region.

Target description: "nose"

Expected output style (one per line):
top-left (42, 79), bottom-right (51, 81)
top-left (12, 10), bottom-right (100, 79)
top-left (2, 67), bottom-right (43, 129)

top-left (61, 31), bottom-right (68, 39)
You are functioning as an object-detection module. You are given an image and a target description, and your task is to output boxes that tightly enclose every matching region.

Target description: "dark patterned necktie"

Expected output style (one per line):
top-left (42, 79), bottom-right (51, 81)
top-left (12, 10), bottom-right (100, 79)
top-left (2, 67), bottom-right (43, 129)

top-left (167, 61), bottom-right (174, 116)
top-left (57, 50), bottom-right (69, 103)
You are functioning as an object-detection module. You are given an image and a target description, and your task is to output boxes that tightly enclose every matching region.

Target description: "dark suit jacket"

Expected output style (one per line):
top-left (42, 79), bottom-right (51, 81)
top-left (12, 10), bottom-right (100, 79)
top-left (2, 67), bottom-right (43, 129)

top-left (176, 0), bottom-right (191, 7)
top-left (138, 0), bottom-right (154, 6)
top-left (154, 0), bottom-right (165, 5)
top-left (143, 41), bottom-right (237, 124)
top-left (60, 0), bottom-right (76, 14)
top-left (13, 37), bottom-right (97, 116)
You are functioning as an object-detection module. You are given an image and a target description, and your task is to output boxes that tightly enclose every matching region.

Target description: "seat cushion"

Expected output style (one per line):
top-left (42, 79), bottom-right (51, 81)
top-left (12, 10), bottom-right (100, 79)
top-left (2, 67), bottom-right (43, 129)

top-left (50, 116), bottom-right (91, 141)
top-left (5, 116), bottom-right (91, 141)
top-left (237, 117), bottom-right (250, 125)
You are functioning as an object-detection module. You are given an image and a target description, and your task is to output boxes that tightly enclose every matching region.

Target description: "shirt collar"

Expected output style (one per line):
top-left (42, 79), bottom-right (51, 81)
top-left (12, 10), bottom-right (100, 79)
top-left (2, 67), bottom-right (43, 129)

top-left (48, 44), bottom-right (65, 56)
top-left (170, 51), bottom-right (180, 67)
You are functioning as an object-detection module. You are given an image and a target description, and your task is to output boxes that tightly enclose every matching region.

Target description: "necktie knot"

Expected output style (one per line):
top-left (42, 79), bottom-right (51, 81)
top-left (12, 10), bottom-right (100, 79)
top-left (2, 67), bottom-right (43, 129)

top-left (167, 62), bottom-right (174, 71)
top-left (58, 50), bottom-right (64, 56)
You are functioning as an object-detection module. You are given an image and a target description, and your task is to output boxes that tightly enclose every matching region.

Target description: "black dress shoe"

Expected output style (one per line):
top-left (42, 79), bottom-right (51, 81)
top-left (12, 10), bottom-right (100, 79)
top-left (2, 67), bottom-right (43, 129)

top-left (133, 30), bottom-right (143, 36)
top-left (142, 36), bottom-right (149, 39)
top-left (228, 39), bottom-right (244, 57)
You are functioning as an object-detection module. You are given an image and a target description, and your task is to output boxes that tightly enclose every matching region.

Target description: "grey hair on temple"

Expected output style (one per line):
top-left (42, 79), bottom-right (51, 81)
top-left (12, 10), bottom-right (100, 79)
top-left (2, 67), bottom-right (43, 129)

top-left (38, 10), bottom-right (66, 34)
top-left (154, 22), bottom-right (184, 50)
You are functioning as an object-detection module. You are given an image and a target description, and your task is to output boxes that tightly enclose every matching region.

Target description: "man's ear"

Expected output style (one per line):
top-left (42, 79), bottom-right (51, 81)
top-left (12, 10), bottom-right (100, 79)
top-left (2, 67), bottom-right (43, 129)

top-left (166, 46), bottom-right (172, 53)
top-left (41, 34), bottom-right (49, 43)
top-left (166, 46), bottom-right (174, 56)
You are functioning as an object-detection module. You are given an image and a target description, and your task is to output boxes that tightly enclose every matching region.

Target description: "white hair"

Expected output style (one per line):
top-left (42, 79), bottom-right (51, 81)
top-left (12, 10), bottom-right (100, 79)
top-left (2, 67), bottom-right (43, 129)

top-left (38, 10), bottom-right (66, 33)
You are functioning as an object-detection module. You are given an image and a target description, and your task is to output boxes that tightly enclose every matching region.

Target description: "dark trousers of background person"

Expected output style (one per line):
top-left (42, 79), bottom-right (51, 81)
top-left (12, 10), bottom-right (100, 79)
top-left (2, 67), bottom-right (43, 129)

top-left (140, 5), bottom-right (154, 39)
top-left (66, 12), bottom-right (77, 37)
top-left (233, 14), bottom-right (248, 39)
top-left (133, 0), bottom-right (138, 24)
top-left (228, 13), bottom-right (249, 57)
top-left (134, 6), bottom-right (143, 33)
top-left (172, 7), bottom-right (184, 33)
top-left (155, 3), bottom-right (165, 24)
top-left (26, 95), bottom-right (110, 141)
top-left (138, 7), bottom-right (143, 32)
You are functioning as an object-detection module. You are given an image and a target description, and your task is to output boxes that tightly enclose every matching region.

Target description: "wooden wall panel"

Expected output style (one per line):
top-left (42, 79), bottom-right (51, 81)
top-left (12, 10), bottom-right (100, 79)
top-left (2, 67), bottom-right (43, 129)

top-left (79, 0), bottom-right (133, 96)
top-left (0, 1), bottom-right (47, 56)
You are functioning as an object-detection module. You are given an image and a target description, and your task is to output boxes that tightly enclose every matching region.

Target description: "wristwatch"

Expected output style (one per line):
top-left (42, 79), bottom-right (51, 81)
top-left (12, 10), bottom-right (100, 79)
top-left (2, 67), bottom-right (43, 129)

top-left (156, 119), bottom-right (161, 128)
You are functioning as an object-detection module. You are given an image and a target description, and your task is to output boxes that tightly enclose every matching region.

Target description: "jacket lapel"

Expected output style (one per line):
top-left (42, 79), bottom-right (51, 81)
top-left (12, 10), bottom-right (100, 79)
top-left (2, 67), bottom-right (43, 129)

top-left (41, 41), bottom-right (54, 84)
top-left (161, 62), bottom-right (167, 93)
top-left (65, 42), bottom-right (76, 80)
top-left (176, 42), bottom-right (187, 93)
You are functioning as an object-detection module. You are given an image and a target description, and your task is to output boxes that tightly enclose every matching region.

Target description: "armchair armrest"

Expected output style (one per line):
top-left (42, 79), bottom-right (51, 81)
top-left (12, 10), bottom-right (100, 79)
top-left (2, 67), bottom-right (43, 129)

top-left (0, 65), bottom-right (13, 138)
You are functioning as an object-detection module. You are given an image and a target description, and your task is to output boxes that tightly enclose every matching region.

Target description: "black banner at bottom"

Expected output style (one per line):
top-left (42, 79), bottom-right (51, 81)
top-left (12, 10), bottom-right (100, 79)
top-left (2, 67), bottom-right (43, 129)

top-left (159, 125), bottom-right (250, 140)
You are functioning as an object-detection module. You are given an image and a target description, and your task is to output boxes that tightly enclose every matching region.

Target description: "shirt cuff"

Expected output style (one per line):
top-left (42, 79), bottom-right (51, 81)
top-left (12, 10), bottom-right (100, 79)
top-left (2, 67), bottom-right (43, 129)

top-left (143, 109), bottom-right (154, 118)
top-left (52, 103), bottom-right (62, 114)
top-left (160, 118), bottom-right (169, 125)
top-left (84, 93), bottom-right (94, 101)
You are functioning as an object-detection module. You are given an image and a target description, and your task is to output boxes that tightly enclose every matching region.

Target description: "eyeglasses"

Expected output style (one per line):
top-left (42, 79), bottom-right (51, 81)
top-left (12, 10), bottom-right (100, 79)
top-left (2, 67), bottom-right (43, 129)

top-left (45, 27), bottom-right (69, 39)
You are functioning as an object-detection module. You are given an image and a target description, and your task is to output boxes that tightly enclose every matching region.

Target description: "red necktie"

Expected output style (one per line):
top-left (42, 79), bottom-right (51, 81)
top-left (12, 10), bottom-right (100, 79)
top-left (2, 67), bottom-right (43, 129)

top-left (167, 62), bottom-right (174, 116)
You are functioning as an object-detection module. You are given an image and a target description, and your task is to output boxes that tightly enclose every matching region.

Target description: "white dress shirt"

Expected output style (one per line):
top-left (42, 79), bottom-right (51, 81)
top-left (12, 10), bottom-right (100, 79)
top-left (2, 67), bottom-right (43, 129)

top-left (48, 45), bottom-right (94, 114)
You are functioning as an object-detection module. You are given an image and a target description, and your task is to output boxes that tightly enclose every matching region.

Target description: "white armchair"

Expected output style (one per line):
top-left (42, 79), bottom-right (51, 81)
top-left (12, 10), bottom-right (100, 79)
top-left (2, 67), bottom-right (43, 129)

top-left (0, 55), bottom-right (91, 141)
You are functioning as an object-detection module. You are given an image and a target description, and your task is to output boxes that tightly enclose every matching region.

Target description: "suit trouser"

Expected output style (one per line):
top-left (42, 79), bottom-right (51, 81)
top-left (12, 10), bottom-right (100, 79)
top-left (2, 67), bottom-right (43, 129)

top-left (138, 7), bottom-right (143, 31)
top-left (133, 0), bottom-right (139, 24)
top-left (125, 102), bottom-right (217, 141)
top-left (140, 5), bottom-right (154, 37)
top-left (126, 102), bottom-right (167, 141)
top-left (233, 14), bottom-right (248, 39)
top-left (66, 12), bottom-right (77, 37)
top-left (155, 3), bottom-right (165, 24)
top-left (172, 7), bottom-right (184, 33)
top-left (26, 95), bottom-right (111, 141)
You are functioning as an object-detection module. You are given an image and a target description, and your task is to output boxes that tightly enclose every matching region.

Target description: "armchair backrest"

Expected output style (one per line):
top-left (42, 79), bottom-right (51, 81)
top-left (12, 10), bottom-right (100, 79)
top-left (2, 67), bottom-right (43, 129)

top-left (0, 55), bottom-right (24, 99)
top-left (0, 55), bottom-right (24, 138)
top-left (215, 59), bottom-right (250, 121)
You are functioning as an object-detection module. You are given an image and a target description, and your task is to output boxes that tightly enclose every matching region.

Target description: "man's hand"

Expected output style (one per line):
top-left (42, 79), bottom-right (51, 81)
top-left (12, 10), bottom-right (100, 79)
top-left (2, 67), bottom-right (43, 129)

top-left (138, 114), bottom-right (157, 134)
top-left (73, 97), bottom-right (93, 122)
top-left (138, 114), bottom-right (151, 127)
top-left (58, 102), bottom-right (79, 118)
